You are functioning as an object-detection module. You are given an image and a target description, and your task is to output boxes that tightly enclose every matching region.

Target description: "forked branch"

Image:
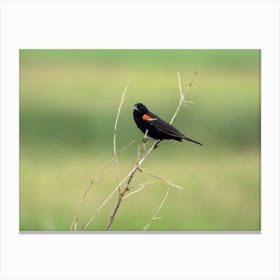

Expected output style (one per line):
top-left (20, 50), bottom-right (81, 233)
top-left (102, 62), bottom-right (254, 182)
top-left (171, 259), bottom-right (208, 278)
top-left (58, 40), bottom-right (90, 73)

top-left (170, 72), bottom-right (198, 124)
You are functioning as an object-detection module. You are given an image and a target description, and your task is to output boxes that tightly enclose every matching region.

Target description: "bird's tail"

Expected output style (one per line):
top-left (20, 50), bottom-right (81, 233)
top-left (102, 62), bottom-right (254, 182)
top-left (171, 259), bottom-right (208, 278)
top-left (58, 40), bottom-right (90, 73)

top-left (183, 136), bottom-right (203, 146)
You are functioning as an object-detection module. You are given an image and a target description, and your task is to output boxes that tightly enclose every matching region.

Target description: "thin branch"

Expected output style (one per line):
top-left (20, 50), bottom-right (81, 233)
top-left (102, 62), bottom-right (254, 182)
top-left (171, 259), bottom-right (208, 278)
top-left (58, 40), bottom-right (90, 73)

top-left (143, 187), bottom-right (170, 231)
top-left (70, 140), bottom-right (134, 231)
top-left (137, 168), bottom-right (184, 190)
top-left (170, 72), bottom-right (198, 124)
top-left (123, 181), bottom-right (155, 199)
top-left (114, 84), bottom-right (129, 192)
top-left (184, 71), bottom-right (198, 93)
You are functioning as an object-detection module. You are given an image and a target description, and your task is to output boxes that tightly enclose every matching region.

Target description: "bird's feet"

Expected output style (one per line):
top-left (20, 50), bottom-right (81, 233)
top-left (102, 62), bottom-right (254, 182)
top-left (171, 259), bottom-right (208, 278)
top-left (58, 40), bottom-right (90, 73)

top-left (154, 140), bottom-right (161, 149)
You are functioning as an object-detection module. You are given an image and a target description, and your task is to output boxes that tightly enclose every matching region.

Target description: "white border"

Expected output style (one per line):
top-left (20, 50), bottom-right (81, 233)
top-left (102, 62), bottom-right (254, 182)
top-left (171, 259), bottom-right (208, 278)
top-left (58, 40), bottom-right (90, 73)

top-left (1, 1), bottom-right (279, 279)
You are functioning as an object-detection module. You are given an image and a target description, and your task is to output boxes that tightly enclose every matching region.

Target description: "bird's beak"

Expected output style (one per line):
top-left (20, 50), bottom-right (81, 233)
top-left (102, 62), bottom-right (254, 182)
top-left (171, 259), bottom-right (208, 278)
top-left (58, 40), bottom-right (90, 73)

top-left (133, 105), bottom-right (138, 111)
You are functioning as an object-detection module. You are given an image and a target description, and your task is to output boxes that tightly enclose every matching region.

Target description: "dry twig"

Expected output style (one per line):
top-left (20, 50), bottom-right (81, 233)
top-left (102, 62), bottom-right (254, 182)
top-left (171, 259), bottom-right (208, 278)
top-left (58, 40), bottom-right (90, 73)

top-left (114, 84), bottom-right (129, 191)
top-left (70, 140), bottom-right (134, 231)
top-left (137, 167), bottom-right (183, 190)
top-left (143, 187), bottom-right (171, 231)
top-left (170, 72), bottom-right (198, 124)
top-left (123, 181), bottom-right (155, 199)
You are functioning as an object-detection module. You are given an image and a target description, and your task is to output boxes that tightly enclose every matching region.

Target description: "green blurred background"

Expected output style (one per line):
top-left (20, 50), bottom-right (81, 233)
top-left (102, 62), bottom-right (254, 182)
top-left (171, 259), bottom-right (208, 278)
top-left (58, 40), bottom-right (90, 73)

top-left (19, 50), bottom-right (260, 231)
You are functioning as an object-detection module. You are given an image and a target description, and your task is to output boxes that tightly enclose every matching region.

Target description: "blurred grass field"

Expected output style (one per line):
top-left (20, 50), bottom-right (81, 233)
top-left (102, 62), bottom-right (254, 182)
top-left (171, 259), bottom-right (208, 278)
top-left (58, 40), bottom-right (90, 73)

top-left (19, 50), bottom-right (260, 231)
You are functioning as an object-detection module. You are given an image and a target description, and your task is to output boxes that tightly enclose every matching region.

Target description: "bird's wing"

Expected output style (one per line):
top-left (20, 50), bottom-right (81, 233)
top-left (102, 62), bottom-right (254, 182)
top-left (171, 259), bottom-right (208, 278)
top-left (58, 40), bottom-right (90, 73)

top-left (143, 113), bottom-right (186, 138)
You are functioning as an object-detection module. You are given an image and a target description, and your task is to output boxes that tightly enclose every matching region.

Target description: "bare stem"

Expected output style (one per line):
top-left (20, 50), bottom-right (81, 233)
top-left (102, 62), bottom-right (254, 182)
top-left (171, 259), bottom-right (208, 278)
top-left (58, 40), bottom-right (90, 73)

top-left (137, 168), bottom-right (184, 190)
top-left (70, 140), bottom-right (134, 231)
top-left (143, 187), bottom-right (170, 231)
top-left (114, 84), bottom-right (129, 191)
top-left (123, 181), bottom-right (155, 199)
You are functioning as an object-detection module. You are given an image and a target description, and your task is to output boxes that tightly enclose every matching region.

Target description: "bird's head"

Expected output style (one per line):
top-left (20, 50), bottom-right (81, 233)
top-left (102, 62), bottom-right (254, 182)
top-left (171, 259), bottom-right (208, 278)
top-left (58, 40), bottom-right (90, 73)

top-left (133, 103), bottom-right (148, 116)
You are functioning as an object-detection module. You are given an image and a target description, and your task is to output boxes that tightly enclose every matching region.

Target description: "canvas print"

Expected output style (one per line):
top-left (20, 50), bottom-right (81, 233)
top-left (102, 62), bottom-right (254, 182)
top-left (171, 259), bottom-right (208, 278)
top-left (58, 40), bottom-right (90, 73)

top-left (19, 50), bottom-right (260, 231)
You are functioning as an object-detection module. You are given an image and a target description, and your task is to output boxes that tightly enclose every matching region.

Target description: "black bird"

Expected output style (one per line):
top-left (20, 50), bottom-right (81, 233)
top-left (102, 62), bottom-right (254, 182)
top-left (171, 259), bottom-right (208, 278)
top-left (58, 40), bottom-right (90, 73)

top-left (133, 102), bottom-right (202, 148)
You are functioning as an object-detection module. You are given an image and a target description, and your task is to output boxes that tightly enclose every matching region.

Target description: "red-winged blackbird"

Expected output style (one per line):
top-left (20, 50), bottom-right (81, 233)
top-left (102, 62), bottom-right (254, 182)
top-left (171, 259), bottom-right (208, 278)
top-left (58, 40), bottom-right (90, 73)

top-left (133, 103), bottom-right (203, 147)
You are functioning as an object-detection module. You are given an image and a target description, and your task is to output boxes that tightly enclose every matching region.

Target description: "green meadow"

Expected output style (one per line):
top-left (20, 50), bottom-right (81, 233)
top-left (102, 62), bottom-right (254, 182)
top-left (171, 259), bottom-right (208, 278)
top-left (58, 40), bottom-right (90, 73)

top-left (19, 50), bottom-right (260, 231)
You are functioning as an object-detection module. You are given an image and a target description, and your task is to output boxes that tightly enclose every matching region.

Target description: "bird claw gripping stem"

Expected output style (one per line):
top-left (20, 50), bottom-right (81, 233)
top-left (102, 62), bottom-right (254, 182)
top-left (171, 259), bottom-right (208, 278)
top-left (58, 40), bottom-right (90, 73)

top-left (154, 140), bottom-right (161, 149)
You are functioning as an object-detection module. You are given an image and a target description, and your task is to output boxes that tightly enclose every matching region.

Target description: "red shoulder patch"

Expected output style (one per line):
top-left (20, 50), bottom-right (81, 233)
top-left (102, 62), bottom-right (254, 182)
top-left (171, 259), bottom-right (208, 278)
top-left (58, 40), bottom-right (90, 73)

top-left (142, 114), bottom-right (156, 121)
